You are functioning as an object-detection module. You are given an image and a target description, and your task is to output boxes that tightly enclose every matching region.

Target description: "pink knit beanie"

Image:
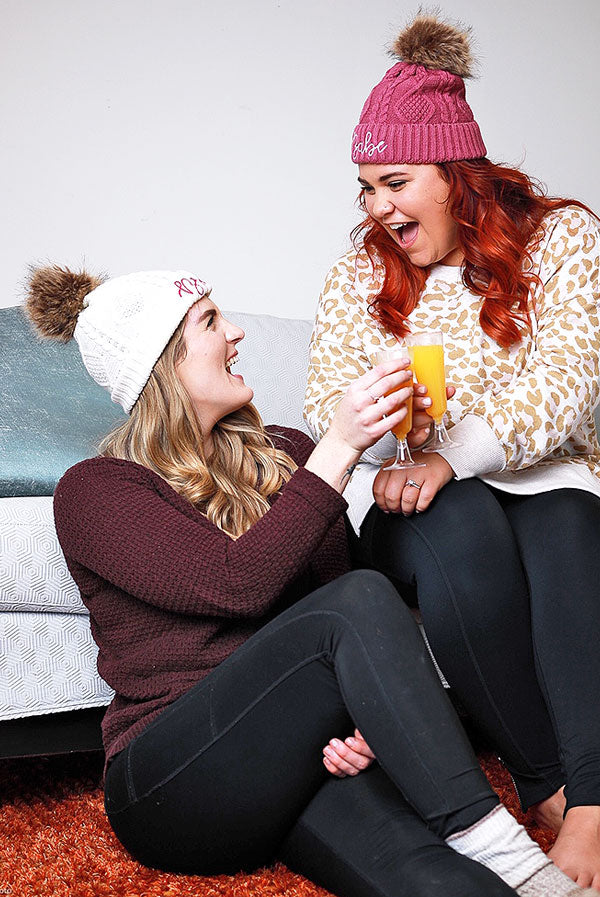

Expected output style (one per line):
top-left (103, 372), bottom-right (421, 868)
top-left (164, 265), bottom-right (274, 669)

top-left (352, 13), bottom-right (486, 165)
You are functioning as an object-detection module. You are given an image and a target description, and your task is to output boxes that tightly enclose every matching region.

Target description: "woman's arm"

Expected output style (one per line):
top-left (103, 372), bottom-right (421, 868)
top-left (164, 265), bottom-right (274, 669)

top-left (55, 361), bottom-right (411, 621)
top-left (304, 252), bottom-right (401, 466)
top-left (304, 255), bottom-right (373, 439)
top-left (304, 255), bottom-right (459, 467)
top-left (438, 207), bottom-right (600, 479)
top-left (54, 457), bottom-right (350, 621)
top-left (304, 356), bottom-right (410, 491)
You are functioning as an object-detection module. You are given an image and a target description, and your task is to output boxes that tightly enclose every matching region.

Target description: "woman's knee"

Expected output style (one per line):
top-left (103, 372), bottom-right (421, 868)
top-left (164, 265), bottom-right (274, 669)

top-left (329, 568), bottom-right (401, 604)
top-left (511, 489), bottom-right (600, 550)
top-left (340, 568), bottom-right (397, 591)
top-left (504, 490), bottom-right (600, 595)
top-left (313, 569), bottom-right (407, 622)
top-left (364, 479), bottom-right (519, 577)
top-left (421, 479), bottom-right (517, 558)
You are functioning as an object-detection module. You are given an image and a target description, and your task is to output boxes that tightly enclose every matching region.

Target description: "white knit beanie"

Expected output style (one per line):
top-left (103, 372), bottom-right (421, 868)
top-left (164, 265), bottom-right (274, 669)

top-left (72, 271), bottom-right (211, 413)
top-left (25, 266), bottom-right (211, 414)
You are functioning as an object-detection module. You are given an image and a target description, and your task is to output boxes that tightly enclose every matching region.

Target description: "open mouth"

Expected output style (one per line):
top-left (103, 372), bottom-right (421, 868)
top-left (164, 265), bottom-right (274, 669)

top-left (391, 221), bottom-right (419, 247)
top-left (225, 354), bottom-right (245, 382)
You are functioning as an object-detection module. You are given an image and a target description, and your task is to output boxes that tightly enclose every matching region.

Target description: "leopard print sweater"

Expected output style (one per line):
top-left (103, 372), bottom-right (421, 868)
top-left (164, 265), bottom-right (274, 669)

top-left (304, 206), bottom-right (600, 531)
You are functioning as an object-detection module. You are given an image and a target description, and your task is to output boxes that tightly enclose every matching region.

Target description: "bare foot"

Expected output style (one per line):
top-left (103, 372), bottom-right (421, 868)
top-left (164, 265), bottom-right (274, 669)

top-left (548, 804), bottom-right (600, 891)
top-left (530, 786), bottom-right (566, 834)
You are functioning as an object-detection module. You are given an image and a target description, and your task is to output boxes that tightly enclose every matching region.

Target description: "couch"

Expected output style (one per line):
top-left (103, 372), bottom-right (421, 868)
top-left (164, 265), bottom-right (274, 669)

top-left (0, 304), bottom-right (313, 757)
top-left (3, 303), bottom-right (599, 759)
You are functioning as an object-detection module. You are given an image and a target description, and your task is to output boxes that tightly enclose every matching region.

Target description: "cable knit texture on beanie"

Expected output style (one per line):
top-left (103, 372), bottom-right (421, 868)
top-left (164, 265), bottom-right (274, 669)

top-left (352, 13), bottom-right (486, 164)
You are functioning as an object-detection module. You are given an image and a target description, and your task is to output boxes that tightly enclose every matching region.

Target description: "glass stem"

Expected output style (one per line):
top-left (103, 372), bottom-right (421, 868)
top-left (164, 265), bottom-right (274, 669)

top-left (399, 440), bottom-right (412, 463)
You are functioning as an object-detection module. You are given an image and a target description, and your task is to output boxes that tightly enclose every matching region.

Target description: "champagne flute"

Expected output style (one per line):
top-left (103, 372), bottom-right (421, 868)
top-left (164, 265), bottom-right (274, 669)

top-left (405, 330), bottom-right (460, 451)
top-left (374, 345), bottom-right (426, 470)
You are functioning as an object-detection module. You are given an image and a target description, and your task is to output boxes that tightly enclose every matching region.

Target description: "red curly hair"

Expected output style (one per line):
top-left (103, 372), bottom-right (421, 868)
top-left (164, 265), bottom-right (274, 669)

top-left (354, 158), bottom-right (595, 348)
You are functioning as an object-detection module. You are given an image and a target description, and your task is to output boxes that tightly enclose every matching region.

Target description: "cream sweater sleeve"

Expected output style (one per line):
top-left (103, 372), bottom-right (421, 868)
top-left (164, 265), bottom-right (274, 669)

top-left (305, 254), bottom-right (370, 437)
top-left (303, 251), bottom-right (397, 462)
top-left (441, 207), bottom-right (600, 477)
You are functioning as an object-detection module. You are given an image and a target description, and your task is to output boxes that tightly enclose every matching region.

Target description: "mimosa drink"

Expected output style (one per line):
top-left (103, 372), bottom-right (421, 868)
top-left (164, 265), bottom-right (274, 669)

top-left (374, 346), bottom-right (425, 470)
top-left (408, 344), bottom-right (446, 423)
top-left (405, 330), bottom-right (461, 451)
top-left (391, 392), bottom-right (413, 440)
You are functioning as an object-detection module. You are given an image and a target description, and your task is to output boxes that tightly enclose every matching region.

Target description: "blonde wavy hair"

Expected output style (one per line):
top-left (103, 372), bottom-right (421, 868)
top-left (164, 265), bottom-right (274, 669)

top-left (99, 315), bottom-right (297, 538)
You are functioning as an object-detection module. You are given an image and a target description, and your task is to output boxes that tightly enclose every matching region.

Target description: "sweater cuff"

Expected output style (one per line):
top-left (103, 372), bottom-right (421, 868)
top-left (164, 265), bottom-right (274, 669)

top-left (438, 414), bottom-right (506, 480)
top-left (361, 431), bottom-right (397, 465)
top-left (287, 466), bottom-right (348, 522)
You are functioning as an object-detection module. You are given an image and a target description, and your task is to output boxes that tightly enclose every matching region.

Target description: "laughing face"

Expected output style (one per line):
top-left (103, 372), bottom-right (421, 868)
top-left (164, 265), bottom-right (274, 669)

top-left (176, 298), bottom-right (254, 440)
top-left (358, 163), bottom-right (463, 268)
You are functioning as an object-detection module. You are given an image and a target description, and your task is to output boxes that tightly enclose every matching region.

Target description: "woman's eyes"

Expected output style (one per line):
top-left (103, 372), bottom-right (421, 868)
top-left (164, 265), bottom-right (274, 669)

top-left (206, 312), bottom-right (217, 328)
top-left (362, 181), bottom-right (406, 195)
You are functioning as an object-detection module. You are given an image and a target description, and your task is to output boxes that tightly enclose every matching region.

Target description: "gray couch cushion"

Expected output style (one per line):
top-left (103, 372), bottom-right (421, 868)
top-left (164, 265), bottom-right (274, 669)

top-left (0, 496), bottom-right (86, 613)
top-left (0, 305), bottom-right (312, 497)
top-left (225, 311), bottom-right (312, 435)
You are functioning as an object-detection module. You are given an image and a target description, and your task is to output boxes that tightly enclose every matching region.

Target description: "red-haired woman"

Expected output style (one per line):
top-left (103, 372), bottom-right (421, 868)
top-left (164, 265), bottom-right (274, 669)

top-left (304, 14), bottom-right (600, 892)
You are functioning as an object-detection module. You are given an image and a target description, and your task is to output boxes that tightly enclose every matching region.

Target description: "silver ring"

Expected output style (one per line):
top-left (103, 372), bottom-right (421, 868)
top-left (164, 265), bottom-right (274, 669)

top-left (405, 479), bottom-right (422, 489)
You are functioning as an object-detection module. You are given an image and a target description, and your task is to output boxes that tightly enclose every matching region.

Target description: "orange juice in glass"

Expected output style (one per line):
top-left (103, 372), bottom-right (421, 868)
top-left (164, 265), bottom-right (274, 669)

top-left (391, 388), bottom-right (413, 441)
top-left (405, 331), bottom-right (460, 451)
top-left (374, 345), bottom-right (426, 470)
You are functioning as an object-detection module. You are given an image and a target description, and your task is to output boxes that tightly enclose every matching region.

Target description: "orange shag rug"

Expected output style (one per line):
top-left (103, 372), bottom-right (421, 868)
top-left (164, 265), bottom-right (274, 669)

top-left (0, 750), bottom-right (555, 897)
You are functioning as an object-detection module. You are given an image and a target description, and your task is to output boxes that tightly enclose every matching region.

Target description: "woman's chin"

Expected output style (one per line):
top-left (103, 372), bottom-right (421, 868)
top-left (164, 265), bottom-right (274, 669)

top-left (236, 384), bottom-right (255, 407)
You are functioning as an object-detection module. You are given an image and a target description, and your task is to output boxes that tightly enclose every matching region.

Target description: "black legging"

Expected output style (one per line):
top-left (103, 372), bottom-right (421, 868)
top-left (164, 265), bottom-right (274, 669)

top-left (104, 570), bottom-right (515, 897)
top-left (358, 481), bottom-right (600, 812)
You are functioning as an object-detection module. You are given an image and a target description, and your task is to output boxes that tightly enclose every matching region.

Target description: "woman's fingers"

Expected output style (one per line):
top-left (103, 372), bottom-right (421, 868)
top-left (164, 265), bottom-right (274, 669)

top-left (372, 465), bottom-right (390, 512)
top-left (348, 729), bottom-right (375, 758)
top-left (356, 372), bottom-right (413, 419)
top-left (401, 455), bottom-right (454, 515)
top-left (330, 366), bottom-right (414, 454)
top-left (414, 382), bottom-right (456, 399)
top-left (323, 736), bottom-right (375, 777)
top-left (323, 753), bottom-right (346, 777)
top-left (353, 382), bottom-right (413, 446)
top-left (372, 367), bottom-right (413, 399)
top-left (373, 454), bottom-right (454, 515)
top-left (401, 476), bottom-right (424, 515)
top-left (354, 357), bottom-right (411, 401)
top-left (407, 425), bottom-right (431, 448)
top-left (366, 386), bottom-right (412, 431)
top-left (373, 467), bottom-right (407, 513)
top-left (407, 383), bottom-right (454, 445)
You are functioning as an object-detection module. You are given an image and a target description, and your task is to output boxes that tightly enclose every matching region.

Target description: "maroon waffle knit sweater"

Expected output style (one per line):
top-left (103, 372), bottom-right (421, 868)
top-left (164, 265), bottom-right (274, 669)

top-left (53, 427), bottom-right (350, 764)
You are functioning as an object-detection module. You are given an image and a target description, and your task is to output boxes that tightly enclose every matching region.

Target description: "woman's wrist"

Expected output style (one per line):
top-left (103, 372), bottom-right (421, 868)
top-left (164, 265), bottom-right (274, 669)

top-left (304, 430), bottom-right (361, 494)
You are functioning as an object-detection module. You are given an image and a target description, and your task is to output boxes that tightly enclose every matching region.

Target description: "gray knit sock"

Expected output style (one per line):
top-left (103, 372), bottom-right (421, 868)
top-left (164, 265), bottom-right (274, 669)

top-left (516, 862), bottom-right (586, 896)
top-left (446, 805), bottom-right (551, 889)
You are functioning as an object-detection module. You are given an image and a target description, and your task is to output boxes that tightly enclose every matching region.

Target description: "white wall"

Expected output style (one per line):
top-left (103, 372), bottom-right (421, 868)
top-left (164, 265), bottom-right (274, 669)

top-left (2, 0), bottom-right (599, 316)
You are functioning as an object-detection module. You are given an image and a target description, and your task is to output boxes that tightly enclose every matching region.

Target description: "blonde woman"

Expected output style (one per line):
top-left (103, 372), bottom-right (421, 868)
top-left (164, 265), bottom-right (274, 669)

top-left (26, 266), bottom-right (592, 897)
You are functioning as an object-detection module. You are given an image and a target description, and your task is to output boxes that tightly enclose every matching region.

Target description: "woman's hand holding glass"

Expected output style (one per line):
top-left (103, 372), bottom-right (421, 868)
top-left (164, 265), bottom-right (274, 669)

top-left (306, 356), bottom-right (414, 493)
top-left (373, 346), bottom-right (426, 470)
top-left (408, 383), bottom-right (457, 449)
top-left (326, 357), bottom-right (414, 455)
top-left (405, 331), bottom-right (460, 451)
